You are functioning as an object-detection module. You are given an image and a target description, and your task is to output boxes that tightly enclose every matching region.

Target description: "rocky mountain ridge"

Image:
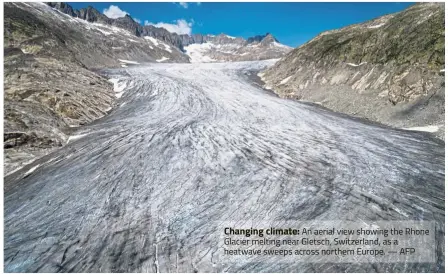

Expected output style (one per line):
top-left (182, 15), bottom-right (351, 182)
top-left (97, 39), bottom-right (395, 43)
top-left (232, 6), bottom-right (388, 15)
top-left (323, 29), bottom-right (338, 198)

top-left (261, 2), bottom-right (445, 139)
top-left (45, 1), bottom-right (290, 57)
top-left (184, 33), bottom-right (291, 62)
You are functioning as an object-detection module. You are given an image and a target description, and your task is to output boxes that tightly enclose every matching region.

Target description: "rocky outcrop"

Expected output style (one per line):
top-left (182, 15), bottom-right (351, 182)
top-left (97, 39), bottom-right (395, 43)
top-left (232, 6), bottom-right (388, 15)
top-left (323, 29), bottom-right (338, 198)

top-left (247, 33), bottom-right (278, 44)
top-left (247, 35), bottom-right (265, 43)
top-left (46, 2), bottom-right (76, 16)
top-left (78, 6), bottom-right (111, 24)
top-left (261, 2), bottom-right (445, 138)
top-left (113, 15), bottom-right (142, 36)
top-left (178, 33), bottom-right (212, 46)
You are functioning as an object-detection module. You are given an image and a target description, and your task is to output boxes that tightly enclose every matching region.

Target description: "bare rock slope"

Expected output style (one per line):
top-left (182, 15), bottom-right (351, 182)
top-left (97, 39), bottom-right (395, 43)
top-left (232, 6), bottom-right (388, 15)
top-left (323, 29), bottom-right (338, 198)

top-left (261, 3), bottom-right (445, 138)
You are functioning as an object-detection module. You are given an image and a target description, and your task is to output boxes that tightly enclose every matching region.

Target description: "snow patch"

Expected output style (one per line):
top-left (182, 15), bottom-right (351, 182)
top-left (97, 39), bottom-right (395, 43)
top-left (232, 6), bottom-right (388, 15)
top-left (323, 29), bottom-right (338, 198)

top-left (144, 36), bottom-right (172, 52)
top-left (257, 72), bottom-right (266, 82)
top-left (156, 57), bottom-right (169, 62)
top-left (144, 36), bottom-right (159, 46)
top-left (108, 78), bottom-right (127, 98)
top-left (184, 43), bottom-right (217, 63)
top-left (67, 133), bottom-right (89, 144)
top-left (162, 43), bottom-right (172, 53)
top-left (23, 164), bottom-right (40, 177)
top-left (279, 76), bottom-right (292, 85)
top-left (368, 23), bottom-right (385, 29)
top-left (403, 125), bottom-right (440, 133)
top-left (346, 62), bottom-right (367, 67)
top-left (110, 26), bottom-right (133, 36)
top-left (272, 42), bottom-right (292, 49)
top-left (118, 59), bottom-right (140, 65)
top-left (96, 28), bottom-right (112, 36)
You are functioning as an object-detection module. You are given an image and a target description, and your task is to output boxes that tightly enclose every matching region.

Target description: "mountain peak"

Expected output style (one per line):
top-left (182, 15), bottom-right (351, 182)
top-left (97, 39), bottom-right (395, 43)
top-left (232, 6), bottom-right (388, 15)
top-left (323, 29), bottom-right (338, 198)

top-left (46, 2), bottom-right (77, 16)
top-left (43, 2), bottom-right (289, 56)
top-left (260, 33), bottom-right (278, 45)
top-left (247, 33), bottom-right (279, 44)
top-left (116, 14), bottom-right (136, 23)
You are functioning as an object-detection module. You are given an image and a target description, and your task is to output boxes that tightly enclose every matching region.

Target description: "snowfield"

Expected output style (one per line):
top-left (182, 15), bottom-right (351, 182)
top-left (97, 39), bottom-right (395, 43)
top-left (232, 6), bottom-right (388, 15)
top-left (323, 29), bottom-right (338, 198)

top-left (4, 61), bottom-right (444, 272)
top-left (183, 40), bottom-right (290, 63)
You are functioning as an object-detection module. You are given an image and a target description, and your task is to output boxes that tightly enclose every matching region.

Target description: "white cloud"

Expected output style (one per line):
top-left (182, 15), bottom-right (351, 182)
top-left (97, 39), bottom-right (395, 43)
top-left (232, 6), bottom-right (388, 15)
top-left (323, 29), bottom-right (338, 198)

top-left (178, 2), bottom-right (188, 8)
top-left (134, 18), bottom-right (141, 24)
top-left (103, 5), bottom-right (129, 19)
top-left (145, 19), bottom-right (193, 35)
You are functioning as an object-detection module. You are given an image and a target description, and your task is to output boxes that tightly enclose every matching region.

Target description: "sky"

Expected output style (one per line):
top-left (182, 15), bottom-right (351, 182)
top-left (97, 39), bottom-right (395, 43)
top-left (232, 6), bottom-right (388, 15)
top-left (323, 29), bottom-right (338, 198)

top-left (68, 2), bottom-right (415, 47)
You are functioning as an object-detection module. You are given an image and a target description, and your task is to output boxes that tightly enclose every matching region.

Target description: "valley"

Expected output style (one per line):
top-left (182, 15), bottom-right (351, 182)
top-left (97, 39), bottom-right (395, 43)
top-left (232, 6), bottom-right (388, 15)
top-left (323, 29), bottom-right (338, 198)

top-left (3, 2), bottom-right (445, 273)
top-left (4, 61), bottom-right (444, 272)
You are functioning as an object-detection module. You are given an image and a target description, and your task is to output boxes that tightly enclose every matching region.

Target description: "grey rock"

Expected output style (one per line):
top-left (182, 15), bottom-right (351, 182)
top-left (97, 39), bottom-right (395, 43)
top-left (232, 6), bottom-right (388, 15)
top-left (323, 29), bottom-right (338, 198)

top-left (259, 33), bottom-right (278, 46)
top-left (77, 6), bottom-right (111, 24)
top-left (211, 33), bottom-right (246, 45)
top-left (113, 14), bottom-right (141, 36)
top-left (248, 32), bottom-right (279, 44)
top-left (140, 25), bottom-right (185, 49)
top-left (261, 2), bottom-right (445, 139)
top-left (44, 1), bottom-right (292, 63)
top-left (45, 2), bottom-right (76, 17)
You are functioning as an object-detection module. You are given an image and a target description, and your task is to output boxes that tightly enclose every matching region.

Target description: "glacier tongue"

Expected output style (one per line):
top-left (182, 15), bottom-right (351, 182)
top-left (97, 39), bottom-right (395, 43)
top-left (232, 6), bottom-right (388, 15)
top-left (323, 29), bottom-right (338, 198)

top-left (4, 60), bottom-right (444, 273)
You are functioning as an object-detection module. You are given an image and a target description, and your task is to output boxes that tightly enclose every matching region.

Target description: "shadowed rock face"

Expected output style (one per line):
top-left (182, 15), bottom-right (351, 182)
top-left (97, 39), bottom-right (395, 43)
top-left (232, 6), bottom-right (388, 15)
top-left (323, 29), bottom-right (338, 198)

top-left (4, 61), bottom-right (444, 272)
top-left (113, 15), bottom-right (142, 36)
top-left (46, 2), bottom-right (76, 16)
top-left (247, 33), bottom-right (279, 44)
top-left (261, 3), bottom-right (445, 139)
top-left (77, 5), bottom-right (111, 24)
